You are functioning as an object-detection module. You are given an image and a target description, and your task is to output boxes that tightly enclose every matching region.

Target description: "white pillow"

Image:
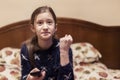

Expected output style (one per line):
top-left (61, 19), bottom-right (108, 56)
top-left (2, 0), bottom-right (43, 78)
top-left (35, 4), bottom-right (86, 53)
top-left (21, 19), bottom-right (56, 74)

top-left (71, 42), bottom-right (102, 64)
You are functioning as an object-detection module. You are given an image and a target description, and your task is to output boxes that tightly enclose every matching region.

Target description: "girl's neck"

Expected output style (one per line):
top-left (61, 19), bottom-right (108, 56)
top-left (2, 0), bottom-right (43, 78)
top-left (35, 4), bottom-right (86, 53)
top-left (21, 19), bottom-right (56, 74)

top-left (38, 39), bottom-right (53, 50)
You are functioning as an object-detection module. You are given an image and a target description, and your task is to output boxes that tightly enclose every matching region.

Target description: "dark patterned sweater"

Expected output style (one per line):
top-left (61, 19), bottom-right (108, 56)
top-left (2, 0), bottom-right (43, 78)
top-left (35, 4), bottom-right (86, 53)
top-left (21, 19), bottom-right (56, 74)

top-left (20, 39), bottom-right (74, 80)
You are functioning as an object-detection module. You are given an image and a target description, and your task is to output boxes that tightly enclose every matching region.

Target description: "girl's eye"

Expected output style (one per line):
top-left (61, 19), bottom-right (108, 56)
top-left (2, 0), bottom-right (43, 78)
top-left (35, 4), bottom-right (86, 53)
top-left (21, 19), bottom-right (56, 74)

top-left (37, 21), bottom-right (43, 25)
top-left (47, 20), bottom-right (53, 25)
top-left (48, 21), bottom-right (52, 24)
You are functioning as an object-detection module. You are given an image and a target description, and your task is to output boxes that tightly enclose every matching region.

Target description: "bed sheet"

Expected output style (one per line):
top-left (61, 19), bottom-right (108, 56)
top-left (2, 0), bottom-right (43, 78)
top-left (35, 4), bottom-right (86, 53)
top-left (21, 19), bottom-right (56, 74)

top-left (0, 43), bottom-right (120, 80)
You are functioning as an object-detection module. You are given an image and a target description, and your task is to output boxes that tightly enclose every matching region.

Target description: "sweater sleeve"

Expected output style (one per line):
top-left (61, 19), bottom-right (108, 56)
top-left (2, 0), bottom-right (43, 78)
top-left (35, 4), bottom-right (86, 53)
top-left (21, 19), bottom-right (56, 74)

top-left (57, 48), bottom-right (74, 80)
top-left (20, 44), bottom-right (31, 80)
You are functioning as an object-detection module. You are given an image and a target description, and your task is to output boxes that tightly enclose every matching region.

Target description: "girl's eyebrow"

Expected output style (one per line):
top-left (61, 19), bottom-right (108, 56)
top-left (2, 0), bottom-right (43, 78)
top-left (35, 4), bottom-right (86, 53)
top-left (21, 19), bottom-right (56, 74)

top-left (37, 18), bottom-right (53, 21)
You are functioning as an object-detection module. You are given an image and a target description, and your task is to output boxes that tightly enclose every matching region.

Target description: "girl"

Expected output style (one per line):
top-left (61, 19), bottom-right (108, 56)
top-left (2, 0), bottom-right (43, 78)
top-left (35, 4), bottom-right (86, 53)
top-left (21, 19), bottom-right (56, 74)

top-left (20, 6), bottom-right (74, 80)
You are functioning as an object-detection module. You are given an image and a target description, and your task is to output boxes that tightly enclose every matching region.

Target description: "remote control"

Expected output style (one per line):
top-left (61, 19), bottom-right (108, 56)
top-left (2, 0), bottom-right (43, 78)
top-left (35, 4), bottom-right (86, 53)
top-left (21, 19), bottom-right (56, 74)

top-left (30, 71), bottom-right (41, 77)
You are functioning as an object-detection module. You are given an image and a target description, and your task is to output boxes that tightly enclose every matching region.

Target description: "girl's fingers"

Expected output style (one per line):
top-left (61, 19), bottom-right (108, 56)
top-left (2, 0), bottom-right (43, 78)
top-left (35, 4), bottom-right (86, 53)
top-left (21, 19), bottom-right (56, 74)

top-left (65, 35), bottom-right (73, 43)
top-left (60, 34), bottom-right (73, 47)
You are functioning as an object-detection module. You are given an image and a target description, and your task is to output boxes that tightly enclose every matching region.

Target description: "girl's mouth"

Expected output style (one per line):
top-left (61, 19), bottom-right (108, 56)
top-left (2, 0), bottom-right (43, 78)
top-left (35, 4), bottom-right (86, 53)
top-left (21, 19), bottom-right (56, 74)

top-left (41, 32), bottom-right (50, 35)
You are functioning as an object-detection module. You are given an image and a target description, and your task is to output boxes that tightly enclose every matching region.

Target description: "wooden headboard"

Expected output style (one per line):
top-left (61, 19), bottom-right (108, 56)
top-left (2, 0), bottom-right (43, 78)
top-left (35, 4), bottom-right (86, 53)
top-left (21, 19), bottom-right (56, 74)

top-left (0, 17), bottom-right (120, 69)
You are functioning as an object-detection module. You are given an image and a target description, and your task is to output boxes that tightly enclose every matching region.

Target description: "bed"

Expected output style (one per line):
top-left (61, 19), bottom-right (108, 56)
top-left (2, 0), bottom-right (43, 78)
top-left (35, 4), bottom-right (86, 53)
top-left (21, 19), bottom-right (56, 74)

top-left (0, 17), bottom-right (120, 80)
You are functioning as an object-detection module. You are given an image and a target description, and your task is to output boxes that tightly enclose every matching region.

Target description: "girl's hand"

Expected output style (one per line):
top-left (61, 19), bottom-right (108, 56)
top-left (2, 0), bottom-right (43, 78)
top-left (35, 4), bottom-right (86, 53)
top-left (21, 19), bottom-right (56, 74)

top-left (59, 34), bottom-right (73, 53)
top-left (26, 68), bottom-right (46, 80)
top-left (59, 34), bottom-right (73, 66)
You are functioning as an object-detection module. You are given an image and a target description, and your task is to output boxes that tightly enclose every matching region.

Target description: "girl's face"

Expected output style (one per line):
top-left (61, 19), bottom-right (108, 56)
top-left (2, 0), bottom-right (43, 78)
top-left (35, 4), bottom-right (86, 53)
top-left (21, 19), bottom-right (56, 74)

top-left (31, 12), bottom-right (57, 40)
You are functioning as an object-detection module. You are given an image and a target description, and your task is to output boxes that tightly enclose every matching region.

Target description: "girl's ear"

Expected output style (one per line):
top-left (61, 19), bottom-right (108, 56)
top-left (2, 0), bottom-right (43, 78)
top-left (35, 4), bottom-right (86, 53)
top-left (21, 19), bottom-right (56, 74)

top-left (30, 24), bottom-right (35, 33)
top-left (55, 24), bottom-right (57, 32)
top-left (55, 27), bottom-right (57, 32)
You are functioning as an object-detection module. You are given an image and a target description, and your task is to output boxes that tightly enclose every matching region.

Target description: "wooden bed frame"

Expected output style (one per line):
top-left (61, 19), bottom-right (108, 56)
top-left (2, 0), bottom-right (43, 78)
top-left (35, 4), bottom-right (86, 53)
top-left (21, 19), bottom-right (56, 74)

top-left (0, 17), bottom-right (120, 69)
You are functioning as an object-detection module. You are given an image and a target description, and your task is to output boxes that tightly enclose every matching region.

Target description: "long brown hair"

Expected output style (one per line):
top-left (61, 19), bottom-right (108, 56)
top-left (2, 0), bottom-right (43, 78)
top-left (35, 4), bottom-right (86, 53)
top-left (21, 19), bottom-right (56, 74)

top-left (25, 6), bottom-right (57, 68)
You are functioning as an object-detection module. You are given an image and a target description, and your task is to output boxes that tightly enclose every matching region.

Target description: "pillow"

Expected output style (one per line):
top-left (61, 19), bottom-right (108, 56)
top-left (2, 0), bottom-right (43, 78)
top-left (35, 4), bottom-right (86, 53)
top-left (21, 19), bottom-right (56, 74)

top-left (0, 47), bottom-right (21, 80)
top-left (71, 42), bottom-right (102, 64)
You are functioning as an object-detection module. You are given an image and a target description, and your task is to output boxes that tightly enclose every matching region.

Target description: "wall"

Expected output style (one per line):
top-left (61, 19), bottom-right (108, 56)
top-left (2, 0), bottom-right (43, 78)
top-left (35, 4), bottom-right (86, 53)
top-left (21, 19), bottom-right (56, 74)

top-left (0, 0), bottom-right (120, 27)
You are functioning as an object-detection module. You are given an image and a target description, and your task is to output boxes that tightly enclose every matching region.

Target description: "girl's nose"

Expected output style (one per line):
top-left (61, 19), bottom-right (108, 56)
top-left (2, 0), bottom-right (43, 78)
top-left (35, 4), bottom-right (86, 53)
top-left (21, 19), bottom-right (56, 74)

top-left (43, 23), bottom-right (48, 29)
